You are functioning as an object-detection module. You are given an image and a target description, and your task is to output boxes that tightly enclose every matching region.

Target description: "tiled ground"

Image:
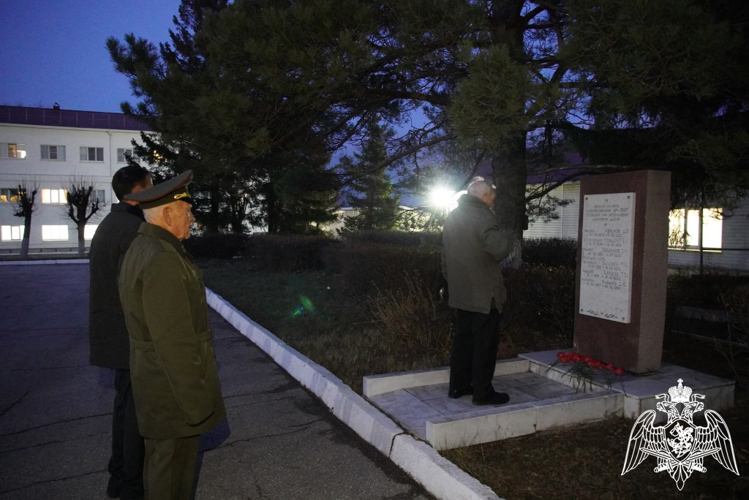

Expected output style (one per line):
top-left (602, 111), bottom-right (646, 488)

top-left (369, 371), bottom-right (580, 439)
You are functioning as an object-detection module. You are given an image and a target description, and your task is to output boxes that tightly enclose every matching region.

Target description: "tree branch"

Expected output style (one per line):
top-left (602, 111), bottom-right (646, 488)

top-left (458, 150), bottom-right (488, 190)
top-left (341, 133), bottom-right (456, 186)
top-left (525, 170), bottom-right (585, 202)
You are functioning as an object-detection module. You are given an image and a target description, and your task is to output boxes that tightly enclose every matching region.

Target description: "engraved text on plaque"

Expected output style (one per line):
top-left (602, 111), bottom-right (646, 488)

top-left (579, 193), bottom-right (636, 323)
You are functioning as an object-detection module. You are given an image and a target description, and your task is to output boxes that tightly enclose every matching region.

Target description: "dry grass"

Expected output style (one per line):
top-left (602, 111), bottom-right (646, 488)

top-left (443, 397), bottom-right (749, 500)
top-left (201, 259), bottom-right (451, 393)
top-left (369, 272), bottom-right (452, 363)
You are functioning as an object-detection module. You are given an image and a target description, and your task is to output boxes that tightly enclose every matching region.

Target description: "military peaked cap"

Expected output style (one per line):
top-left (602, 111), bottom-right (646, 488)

top-left (125, 170), bottom-right (193, 209)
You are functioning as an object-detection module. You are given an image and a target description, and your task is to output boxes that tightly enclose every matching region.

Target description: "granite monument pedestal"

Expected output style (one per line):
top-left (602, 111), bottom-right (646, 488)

top-left (574, 170), bottom-right (671, 373)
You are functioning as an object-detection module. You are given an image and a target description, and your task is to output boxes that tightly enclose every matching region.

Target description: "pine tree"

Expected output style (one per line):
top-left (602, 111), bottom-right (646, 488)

top-left (108, 0), bottom-right (347, 233)
top-left (342, 122), bottom-right (400, 231)
top-left (563, 0), bottom-right (749, 207)
top-left (107, 0), bottom-right (749, 245)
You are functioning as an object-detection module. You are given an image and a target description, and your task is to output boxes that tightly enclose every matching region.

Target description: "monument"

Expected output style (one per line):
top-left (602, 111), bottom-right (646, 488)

top-left (574, 170), bottom-right (671, 373)
top-left (361, 168), bottom-right (734, 451)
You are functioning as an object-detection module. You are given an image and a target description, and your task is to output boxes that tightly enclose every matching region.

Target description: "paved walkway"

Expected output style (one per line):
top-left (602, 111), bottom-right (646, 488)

top-left (0, 263), bottom-right (431, 499)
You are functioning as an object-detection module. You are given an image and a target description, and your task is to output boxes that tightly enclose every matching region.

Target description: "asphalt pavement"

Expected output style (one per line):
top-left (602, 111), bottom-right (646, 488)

top-left (0, 263), bottom-right (432, 500)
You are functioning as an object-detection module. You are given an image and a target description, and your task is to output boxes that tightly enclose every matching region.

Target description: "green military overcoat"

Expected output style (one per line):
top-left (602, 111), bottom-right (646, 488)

top-left (118, 222), bottom-right (226, 439)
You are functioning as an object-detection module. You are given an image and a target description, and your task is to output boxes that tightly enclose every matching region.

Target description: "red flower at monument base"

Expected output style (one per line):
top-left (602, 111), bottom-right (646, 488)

top-left (556, 351), bottom-right (626, 376)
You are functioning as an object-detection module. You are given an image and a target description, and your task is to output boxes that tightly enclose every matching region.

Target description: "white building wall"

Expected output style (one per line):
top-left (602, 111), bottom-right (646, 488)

top-left (0, 122), bottom-right (147, 253)
top-left (524, 183), bottom-right (580, 240)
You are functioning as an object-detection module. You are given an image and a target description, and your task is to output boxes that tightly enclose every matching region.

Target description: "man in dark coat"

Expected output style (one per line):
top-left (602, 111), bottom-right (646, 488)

top-left (89, 165), bottom-right (152, 499)
top-left (441, 178), bottom-right (511, 406)
top-left (118, 171), bottom-right (226, 499)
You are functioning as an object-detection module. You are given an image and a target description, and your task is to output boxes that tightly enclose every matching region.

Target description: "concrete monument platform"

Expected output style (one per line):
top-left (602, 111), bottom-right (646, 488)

top-left (364, 351), bottom-right (735, 451)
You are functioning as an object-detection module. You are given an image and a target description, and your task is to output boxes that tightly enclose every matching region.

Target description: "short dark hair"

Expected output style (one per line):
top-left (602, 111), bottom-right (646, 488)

top-left (112, 165), bottom-right (151, 201)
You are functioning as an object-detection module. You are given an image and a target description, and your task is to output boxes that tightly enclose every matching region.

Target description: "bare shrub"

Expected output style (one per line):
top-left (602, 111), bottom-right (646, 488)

top-left (716, 285), bottom-right (749, 385)
top-left (368, 273), bottom-right (452, 365)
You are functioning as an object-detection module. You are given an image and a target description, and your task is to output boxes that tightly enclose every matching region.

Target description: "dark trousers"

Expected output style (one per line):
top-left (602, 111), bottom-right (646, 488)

top-left (449, 307), bottom-right (502, 401)
top-left (109, 369), bottom-right (145, 499)
top-left (144, 435), bottom-right (200, 500)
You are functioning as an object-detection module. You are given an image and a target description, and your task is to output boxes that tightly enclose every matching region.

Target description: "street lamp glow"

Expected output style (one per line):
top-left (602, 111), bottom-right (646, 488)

top-left (429, 187), bottom-right (456, 208)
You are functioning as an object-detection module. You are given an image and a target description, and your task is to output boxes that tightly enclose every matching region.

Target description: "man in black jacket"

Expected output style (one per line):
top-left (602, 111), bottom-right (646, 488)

top-left (89, 165), bottom-right (152, 499)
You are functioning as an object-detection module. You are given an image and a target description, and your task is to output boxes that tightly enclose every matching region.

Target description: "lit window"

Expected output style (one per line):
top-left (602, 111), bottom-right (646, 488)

top-left (0, 188), bottom-right (19, 203)
top-left (1, 225), bottom-right (24, 241)
top-left (84, 224), bottom-right (99, 240)
top-left (0, 142), bottom-right (26, 159)
top-left (80, 147), bottom-right (104, 162)
top-left (42, 225), bottom-right (69, 241)
top-left (669, 208), bottom-right (722, 249)
top-left (41, 188), bottom-right (68, 204)
top-left (41, 145), bottom-right (66, 161)
top-left (117, 148), bottom-right (133, 163)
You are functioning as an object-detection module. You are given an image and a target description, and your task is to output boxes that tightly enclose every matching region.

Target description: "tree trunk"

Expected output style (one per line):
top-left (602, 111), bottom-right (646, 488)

top-left (205, 184), bottom-right (221, 234)
top-left (492, 132), bottom-right (528, 268)
top-left (265, 183), bottom-right (280, 233)
top-left (20, 214), bottom-right (31, 259)
top-left (488, 0), bottom-right (528, 268)
top-left (230, 206), bottom-right (244, 233)
top-left (77, 224), bottom-right (86, 257)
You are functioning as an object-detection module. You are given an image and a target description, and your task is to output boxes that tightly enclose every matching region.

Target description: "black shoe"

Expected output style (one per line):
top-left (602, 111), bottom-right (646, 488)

top-left (448, 387), bottom-right (473, 399)
top-left (106, 477), bottom-right (121, 499)
top-left (472, 392), bottom-right (510, 406)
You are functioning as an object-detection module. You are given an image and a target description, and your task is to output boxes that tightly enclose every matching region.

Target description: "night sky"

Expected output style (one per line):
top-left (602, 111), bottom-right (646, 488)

top-left (0, 0), bottom-right (181, 113)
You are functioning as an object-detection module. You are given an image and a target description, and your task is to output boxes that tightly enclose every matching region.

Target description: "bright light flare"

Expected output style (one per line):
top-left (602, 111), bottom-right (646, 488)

top-left (429, 187), bottom-right (465, 212)
top-left (429, 187), bottom-right (456, 208)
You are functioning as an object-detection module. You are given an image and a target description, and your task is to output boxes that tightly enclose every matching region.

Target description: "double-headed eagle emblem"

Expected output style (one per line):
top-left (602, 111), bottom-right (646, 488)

top-left (621, 379), bottom-right (739, 490)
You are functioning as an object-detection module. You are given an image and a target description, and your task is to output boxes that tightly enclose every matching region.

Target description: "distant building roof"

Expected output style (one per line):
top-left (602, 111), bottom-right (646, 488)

top-left (526, 167), bottom-right (585, 185)
top-left (0, 105), bottom-right (151, 132)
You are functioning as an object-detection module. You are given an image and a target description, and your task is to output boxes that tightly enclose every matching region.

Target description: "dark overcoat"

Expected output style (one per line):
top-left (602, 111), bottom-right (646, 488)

top-left (89, 202), bottom-right (144, 369)
top-left (441, 194), bottom-right (511, 314)
top-left (118, 222), bottom-right (226, 439)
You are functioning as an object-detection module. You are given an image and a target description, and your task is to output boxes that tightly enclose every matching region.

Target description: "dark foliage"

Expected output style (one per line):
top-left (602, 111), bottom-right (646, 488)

top-left (503, 266), bottom-right (577, 347)
top-left (335, 243), bottom-right (441, 296)
top-left (667, 273), bottom-right (749, 310)
top-left (522, 238), bottom-right (577, 269)
top-left (250, 234), bottom-right (340, 272)
top-left (183, 233), bottom-right (252, 259)
top-left (339, 230), bottom-right (441, 248)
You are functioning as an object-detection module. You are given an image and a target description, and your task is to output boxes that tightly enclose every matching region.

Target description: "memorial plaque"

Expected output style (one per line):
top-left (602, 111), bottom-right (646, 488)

top-left (579, 193), bottom-right (636, 323)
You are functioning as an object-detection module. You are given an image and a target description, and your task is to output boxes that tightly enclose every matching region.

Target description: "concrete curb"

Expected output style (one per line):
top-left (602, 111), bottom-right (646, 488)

top-left (0, 259), bottom-right (88, 266)
top-left (206, 288), bottom-right (501, 500)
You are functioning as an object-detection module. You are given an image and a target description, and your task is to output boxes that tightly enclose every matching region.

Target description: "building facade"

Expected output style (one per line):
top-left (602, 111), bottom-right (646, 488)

top-left (0, 105), bottom-right (150, 254)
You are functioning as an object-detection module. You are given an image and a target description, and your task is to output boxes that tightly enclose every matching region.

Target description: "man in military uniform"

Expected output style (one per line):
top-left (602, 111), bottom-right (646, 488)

top-left (441, 178), bottom-right (511, 406)
top-left (89, 165), bottom-right (152, 499)
top-left (118, 170), bottom-right (226, 499)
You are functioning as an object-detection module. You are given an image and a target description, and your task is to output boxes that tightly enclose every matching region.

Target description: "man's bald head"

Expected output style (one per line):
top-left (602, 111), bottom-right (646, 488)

top-left (467, 179), bottom-right (497, 208)
top-left (143, 200), bottom-right (194, 241)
